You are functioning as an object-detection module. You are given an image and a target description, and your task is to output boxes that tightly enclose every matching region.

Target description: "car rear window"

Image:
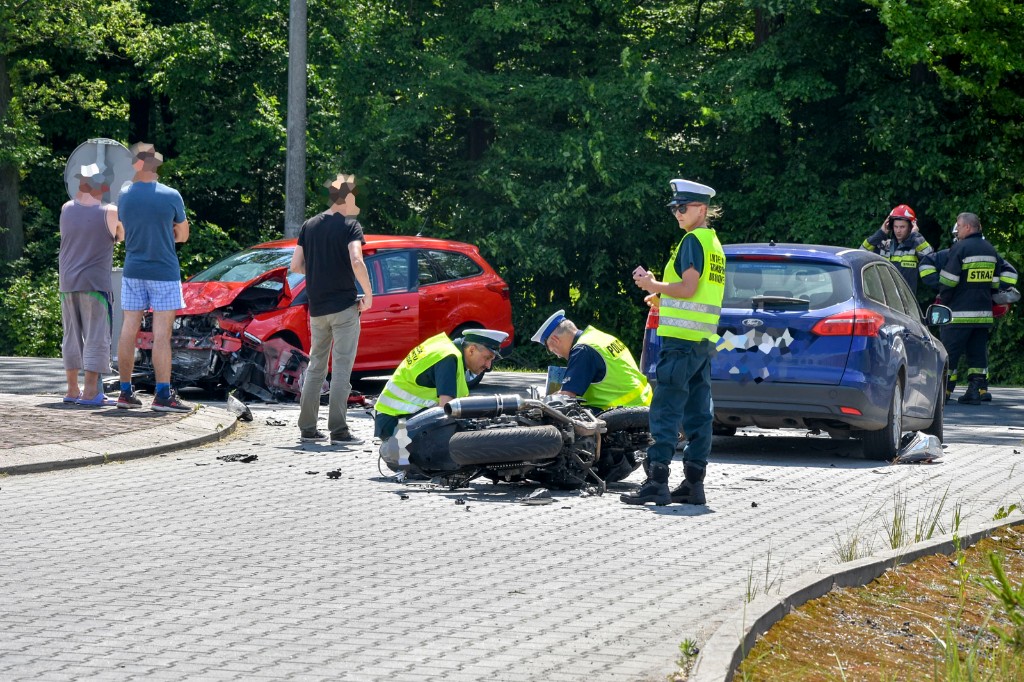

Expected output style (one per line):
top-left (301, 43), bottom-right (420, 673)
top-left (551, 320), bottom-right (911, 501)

top-left (724, 259), bottom-right (854, 310)
top-left (426, 249), bottom-right (483, 281)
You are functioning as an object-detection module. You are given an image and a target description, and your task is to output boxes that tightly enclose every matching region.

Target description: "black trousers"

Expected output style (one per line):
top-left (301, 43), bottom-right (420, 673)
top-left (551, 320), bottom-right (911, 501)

top-left (940, 326), bottom-right (990, 381)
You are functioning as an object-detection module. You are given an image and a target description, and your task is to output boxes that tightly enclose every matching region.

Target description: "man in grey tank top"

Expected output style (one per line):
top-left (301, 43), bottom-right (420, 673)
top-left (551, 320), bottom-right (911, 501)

top-left (59, 164), bottom-right (124, 406)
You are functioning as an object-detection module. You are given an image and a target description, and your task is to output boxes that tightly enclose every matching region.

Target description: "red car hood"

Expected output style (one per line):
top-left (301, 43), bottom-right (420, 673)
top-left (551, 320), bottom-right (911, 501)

top-left (182, 267), bottom-right (292, 314)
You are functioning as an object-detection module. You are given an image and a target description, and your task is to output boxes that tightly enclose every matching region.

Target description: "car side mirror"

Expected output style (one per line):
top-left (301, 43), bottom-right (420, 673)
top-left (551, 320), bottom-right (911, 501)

top-left (925, 304), bottom-right (952, 326)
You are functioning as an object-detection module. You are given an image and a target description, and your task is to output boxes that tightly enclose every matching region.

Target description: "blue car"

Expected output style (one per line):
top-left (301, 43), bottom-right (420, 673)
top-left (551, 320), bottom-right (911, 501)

top-left (639, 243), bottom-right (949, 460)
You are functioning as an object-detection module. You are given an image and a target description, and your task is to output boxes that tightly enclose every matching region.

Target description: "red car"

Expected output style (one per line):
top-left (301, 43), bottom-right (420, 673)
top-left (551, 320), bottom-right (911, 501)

top-left (132, 235), bottom-right (514, 400)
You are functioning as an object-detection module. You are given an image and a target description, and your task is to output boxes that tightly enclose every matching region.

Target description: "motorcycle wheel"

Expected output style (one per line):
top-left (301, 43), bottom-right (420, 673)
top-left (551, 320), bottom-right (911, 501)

top-left (449, 425), bottom-right (564, 466)
top-left (597, 407), bottom-right (650, 482)
top-left (600, 406), bottom-right (649, 431)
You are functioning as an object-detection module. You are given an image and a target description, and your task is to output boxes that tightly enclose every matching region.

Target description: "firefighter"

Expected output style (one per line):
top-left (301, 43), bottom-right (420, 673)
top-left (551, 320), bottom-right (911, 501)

top-left (936, 213), bottom-right (1018, 404)
top-left (861, 204), bottom-right (934, 294)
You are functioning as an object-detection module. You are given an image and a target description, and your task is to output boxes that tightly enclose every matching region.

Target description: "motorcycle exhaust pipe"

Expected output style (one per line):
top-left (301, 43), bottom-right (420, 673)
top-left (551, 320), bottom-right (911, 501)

top-left (444, 394), bottom-right (525, 418)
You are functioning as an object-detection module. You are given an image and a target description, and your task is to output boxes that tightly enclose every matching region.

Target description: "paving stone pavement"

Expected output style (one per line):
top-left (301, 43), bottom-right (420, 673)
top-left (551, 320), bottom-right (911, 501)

top-left (1, 361), bottom-right (1023, 680)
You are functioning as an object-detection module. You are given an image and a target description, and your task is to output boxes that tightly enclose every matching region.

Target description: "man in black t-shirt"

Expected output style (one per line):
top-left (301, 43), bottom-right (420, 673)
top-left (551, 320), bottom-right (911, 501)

top-left (290, 173), bottom-right (374, 445)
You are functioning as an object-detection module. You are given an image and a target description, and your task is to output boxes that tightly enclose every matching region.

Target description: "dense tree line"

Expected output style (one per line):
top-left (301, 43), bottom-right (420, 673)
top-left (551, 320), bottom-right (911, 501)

top-left (2, 0), bottom-right (1022, 379)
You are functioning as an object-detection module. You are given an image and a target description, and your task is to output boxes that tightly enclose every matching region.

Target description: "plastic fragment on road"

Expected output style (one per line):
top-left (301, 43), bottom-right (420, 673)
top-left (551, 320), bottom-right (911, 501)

top-left (893, 432), bottom-right (942, 464)
top-left (522, 488), bottom-right (553, 505)
top-left (217, 453), bottom-right (258, 463)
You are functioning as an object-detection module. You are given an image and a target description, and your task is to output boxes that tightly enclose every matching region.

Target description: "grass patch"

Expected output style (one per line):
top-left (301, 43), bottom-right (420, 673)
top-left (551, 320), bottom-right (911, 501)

top-left (735, 523), bottom-right (1024, 681)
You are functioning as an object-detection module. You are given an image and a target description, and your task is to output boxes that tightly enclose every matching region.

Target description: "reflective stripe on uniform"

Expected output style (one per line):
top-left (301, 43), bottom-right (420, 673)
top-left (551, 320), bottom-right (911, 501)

top-left (376, 381), bottom-right (438, 413)
top-left (659, 316), bottom-right (719, 334)
top-left (660, 298), bottom-right (722, 316)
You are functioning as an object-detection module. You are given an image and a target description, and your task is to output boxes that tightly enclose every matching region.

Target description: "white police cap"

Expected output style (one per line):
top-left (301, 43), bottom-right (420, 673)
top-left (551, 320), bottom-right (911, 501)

top-left (459, 329), bottom-right (509, 356)
top-left (667, 178), bottom-right (716, 206)
top-left (531, 309), bottom-right (566, 344)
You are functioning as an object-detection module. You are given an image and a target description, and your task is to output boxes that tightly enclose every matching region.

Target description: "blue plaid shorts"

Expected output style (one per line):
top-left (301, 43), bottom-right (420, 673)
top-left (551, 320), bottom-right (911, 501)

top-left (121, 277), bottom-right (185, 312)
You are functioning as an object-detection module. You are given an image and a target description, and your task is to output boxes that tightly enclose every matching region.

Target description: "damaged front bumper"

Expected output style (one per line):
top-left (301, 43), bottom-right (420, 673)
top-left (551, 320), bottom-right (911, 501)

top-left (132, 314), bottom-right (310, 401)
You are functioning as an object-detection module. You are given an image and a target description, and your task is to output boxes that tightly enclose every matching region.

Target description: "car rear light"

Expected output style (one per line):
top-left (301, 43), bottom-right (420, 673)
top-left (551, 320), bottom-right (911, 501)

top-left (839, 406), bottom-right (862, 415)
top-left (811, 308), bottom-right (885, 337)
top-left (486, 282), bottom-right (510, 300)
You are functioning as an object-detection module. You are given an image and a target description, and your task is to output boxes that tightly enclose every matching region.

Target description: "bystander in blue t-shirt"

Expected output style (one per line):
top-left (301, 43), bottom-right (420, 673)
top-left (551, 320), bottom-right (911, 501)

top-left (119, 181), bottom-right (187, 281)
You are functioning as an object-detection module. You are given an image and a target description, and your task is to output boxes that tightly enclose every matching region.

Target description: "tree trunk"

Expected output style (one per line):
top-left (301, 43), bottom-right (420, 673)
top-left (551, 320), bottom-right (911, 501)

top-left (0, 53), bottom-right (24, 263)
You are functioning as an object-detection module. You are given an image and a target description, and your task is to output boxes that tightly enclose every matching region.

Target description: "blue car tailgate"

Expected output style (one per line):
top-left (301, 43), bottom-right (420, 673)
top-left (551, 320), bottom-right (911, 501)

top-left (711, 257), bottom-right (856, 387)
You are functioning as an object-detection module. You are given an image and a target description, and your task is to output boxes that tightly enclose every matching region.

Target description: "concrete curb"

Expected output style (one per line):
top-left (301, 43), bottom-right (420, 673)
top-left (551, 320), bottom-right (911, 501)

top-left (0, 404), bottom-right (239, 475)
top-left (688, 512), bottom-right (1024, 682)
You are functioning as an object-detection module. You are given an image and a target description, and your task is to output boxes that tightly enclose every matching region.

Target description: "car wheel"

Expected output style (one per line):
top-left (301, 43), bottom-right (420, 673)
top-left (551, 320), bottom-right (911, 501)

top-left (861, 381), bottom-right (904, 461)
top-left (922, 367), bottom-right (946, 443)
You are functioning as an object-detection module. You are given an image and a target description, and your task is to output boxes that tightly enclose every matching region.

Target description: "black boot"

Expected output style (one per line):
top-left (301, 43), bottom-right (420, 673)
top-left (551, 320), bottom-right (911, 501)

top-left (958, 376), bottom-right (983, 405)
top-left (620, 462), bottom-right (671, 506)
top-left (980, 377), bottom-right (992, 402)
top-left (670, 463), bottom-right (707, 505)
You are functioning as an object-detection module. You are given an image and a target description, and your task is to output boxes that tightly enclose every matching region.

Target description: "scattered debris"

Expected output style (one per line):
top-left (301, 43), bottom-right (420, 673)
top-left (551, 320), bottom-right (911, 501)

top-left (217, 453), bottom-right (258, 463)
top-left (195, 463), bottom-right (210, 466)
top-left (400, 494), bottom-right (409, 500)
top-left (893, 433), bottom-right (942, 464)
top-left (226, 393), bottom-right (253, 422)
top-left (326, 470), bottom-right (341, 479)
top-left (305, 471), bottom-right (319, 475)
top-left (751, 502), bottom-right (759, 508)
top-left (265, 417), bottom-right (286, 426)
top-left (454, 497), bottom-right (466, 505)
top-left (522, 488), bottom-right (554, 505)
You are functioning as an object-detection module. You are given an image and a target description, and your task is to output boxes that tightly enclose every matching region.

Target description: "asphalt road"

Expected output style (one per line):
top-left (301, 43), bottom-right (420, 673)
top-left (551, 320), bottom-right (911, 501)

top-left (3, 364), bottom-right (1023, 681)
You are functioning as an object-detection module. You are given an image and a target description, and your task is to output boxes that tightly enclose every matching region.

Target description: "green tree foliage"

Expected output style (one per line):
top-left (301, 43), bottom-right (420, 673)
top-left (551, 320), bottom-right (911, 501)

top-left (1, 0), bottom-right (1022, 380)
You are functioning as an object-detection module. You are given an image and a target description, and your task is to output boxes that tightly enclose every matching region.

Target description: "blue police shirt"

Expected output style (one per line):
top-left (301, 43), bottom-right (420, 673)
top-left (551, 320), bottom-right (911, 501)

top-left (674, 230), bottom-right (706, 278)
top-left (560, 331), bottom-right (606, 396)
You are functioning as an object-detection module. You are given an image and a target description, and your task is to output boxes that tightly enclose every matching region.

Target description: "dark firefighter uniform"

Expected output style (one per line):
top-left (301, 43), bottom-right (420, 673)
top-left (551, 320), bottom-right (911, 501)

top-left (861, 228), bottom-right (934, 294)
top-left (937, 234), bottom-right (1018, 404)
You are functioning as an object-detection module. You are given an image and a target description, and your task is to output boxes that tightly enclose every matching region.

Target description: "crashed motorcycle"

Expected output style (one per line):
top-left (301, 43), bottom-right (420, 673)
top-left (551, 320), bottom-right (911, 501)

top-left (379, 393), bottom-right (651, 492)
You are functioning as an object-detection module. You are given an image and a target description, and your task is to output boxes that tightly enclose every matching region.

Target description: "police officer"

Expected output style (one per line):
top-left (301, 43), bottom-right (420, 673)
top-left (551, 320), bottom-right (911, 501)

top-left (373, 329), bottom-right (508, 439)
top-left (532, 309), bottom-right (652, 411)
top-left (937, 213), bottom-right (1018, 404)
top-left (861, 204), bottom-right (934, 294)
top-left (621, 179), bottom-right (725, 507)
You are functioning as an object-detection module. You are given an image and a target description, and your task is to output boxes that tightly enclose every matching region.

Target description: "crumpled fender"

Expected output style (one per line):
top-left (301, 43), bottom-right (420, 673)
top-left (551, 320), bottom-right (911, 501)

top-left (260, 336), bottom-right (308, 395)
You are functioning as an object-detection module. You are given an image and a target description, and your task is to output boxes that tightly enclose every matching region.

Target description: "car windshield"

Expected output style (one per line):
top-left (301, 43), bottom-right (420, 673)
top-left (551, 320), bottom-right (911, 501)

top-left (724, 258), bottom-right (853, 310)
top-left (190, 247), bottom-right (305, 289)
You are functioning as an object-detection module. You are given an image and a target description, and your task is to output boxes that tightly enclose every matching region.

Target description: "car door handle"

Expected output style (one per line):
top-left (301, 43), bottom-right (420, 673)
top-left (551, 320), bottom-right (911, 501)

top-left (385, 304), bottom-right (409, 313)
top-left (432, 295), bottom-right (450, 303)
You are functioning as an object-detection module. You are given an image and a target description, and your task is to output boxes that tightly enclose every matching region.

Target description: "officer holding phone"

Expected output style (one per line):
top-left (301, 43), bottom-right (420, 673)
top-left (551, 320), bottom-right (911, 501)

top-left (621, 179), bottom-right (725, 507)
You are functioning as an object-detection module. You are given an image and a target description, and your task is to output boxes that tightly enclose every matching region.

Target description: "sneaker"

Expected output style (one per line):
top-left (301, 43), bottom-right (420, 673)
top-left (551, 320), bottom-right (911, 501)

top-left (331, 432), bottom-right (365, 446)
top-left (300, 430), bottom-right (329, 442)
top-left (151, 390), bottom-right (195, 413)
top-left (117, 390), bottom-right (143, 410)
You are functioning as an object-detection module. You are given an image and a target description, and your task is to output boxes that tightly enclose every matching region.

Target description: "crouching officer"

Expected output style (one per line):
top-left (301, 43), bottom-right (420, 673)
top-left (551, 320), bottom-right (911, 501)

top-left (621, 178), bottom-right (725, 507)
top-left (937, 213), bottom-right (1018, 404)
top-left (373, 329), bottom-right (508, 440)
top-left (532, 309), bottom-right (652, 410)
top-left (861, 204), bottom-right (934, 294)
